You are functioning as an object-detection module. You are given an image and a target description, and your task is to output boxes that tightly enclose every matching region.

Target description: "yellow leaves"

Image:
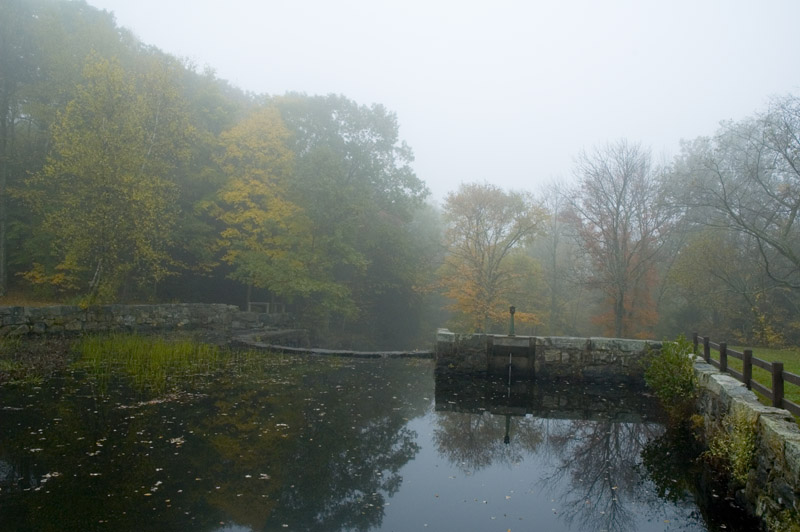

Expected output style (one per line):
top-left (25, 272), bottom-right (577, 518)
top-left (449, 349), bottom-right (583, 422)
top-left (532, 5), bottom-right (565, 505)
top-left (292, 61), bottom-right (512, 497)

top-left (213, 106), bottom-right (322, 299)
top-left (439, 183), bottom-right (544, 332)
top-left (23, 53), bottom-right (193, 301)
top-left (20, 263), bottom-right (76, 291)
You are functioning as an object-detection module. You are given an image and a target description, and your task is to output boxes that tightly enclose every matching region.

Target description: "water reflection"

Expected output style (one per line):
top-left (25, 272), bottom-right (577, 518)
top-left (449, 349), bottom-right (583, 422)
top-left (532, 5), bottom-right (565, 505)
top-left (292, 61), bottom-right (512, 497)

top-left (1, 358), bottom-right (749, 531)
top-left (0, 358), bottom-right (431, 532)
top-left (432, 374), bottom-right (682, 532)
top-left (543, 420), bottom-right (662, 532)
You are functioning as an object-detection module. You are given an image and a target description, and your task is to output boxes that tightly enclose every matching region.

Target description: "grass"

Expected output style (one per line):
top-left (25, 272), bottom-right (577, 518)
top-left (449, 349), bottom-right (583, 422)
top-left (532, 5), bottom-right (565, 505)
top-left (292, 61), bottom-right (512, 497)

top-left (712, 345), bottom-right (800, 411)
top-left (73, 332), bottom-right (272, 394)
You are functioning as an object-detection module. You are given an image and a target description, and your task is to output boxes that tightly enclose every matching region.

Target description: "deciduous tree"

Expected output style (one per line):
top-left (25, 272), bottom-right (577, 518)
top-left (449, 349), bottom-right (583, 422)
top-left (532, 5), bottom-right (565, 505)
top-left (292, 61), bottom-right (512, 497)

top-left (275, 94), bottom-right (430, 341)
top-left (22, 53), bottom-right (193, 302)
top-left (439, 183), bottom-right (543, 332)
top-left (674, 95), bottom-right (800, 291)
top-left (568, 140), bottom-right (670, 338)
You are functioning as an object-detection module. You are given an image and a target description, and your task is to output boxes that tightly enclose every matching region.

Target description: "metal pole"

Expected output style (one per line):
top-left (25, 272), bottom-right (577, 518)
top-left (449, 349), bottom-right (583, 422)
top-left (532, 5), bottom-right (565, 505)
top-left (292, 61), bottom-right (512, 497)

top-left (509, 306), bottom-right (516, 336)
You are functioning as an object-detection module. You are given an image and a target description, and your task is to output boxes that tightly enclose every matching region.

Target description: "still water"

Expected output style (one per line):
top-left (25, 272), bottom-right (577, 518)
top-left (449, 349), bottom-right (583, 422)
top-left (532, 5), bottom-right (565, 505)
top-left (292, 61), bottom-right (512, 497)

top-left (0, 356), bottom-right (751, 531)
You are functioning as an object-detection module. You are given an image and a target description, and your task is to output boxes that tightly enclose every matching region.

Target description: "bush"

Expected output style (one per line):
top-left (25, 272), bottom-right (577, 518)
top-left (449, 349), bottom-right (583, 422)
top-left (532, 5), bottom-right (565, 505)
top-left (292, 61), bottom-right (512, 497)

top-left (644, 334), bottom-right (698, 424)
top-left (702, 409), bottom-right (757, 486)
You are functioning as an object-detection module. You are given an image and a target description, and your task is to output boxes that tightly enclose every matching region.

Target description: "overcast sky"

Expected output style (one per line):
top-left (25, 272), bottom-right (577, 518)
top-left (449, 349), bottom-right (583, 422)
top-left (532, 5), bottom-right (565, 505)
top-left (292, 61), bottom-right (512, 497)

top-left (86, 0), bottom-right (800, 202)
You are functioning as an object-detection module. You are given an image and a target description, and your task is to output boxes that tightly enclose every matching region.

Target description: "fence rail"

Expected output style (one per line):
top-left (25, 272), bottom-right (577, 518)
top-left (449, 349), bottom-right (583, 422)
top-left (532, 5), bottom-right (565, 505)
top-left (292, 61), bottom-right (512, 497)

top-left (693, 333), bottom-right (800, 417)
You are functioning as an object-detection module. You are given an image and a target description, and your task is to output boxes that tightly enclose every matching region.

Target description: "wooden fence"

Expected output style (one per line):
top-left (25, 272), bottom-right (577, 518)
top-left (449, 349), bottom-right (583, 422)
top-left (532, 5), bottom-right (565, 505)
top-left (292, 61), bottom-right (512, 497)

top-left (692, 333), bottom-right (800, 417)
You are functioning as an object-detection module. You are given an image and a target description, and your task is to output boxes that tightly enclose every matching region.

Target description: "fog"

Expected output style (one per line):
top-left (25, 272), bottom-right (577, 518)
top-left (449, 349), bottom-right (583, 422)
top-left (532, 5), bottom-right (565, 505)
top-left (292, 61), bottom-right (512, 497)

top-left (85, 0), bottom-right (800, 200)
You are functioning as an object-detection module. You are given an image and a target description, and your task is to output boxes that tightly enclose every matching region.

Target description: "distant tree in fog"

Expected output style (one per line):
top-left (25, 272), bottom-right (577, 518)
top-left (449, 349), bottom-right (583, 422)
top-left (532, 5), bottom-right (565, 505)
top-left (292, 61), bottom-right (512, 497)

top-left (673, 95), bottom-right (800, 291)
top-left (666, 94), bottom-right (800, 344)
top-left (568, 140), bottom-right (671, 338)
top-left (439, 182), bottom-right (543, 333)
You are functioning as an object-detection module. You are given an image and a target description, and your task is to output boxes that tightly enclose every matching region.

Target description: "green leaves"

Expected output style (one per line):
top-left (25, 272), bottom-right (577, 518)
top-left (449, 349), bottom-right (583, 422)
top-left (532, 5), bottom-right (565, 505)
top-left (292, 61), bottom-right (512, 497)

top-left (24, 53), bottom-right (193, 302)
top-left (644, 335), bottom-right (698, 424)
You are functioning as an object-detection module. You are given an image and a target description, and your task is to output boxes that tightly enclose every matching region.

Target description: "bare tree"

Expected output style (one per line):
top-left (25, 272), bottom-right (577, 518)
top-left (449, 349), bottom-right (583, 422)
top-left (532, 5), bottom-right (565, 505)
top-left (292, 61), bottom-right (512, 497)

top-left (568, 140), bottom-right (672, 338)
top-left (675, 95), bottom-right (800, 291)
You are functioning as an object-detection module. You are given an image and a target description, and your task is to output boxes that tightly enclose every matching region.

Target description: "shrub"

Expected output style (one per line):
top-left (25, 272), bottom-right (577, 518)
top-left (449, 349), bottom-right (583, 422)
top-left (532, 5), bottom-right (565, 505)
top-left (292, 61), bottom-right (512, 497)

top-left (702, 409), bottom-right (757, 486)
top-left (644, 334), bottom-right (698, 424)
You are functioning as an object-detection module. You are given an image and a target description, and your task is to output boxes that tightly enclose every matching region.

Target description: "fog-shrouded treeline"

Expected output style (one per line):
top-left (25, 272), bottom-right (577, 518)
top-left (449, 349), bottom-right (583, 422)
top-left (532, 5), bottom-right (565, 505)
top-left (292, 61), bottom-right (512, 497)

top-left (2, 0), bottom-right (798, 347)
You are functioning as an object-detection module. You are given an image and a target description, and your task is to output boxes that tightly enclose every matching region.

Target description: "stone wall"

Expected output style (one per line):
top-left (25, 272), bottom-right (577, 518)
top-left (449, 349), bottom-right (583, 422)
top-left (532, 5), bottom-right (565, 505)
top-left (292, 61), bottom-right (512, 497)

top-left (0, 304), bottom-right (286, 338)
top-left (437, 330), bottom-right (800, 528)
top-left (435, 329), bottom-right (661, 381)
top-left (693, 359), bottom-right (800, 528)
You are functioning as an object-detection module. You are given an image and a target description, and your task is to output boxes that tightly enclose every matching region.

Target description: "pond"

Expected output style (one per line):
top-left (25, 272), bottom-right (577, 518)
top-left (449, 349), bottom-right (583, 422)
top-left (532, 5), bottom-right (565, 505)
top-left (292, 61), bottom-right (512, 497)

top-left (0, 354), bottom-right (755, 531)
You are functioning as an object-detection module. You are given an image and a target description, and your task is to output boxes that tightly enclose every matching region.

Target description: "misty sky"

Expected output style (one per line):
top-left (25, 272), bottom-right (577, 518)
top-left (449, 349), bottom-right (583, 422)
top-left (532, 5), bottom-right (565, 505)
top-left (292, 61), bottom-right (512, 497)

top-left (86, 0), bottom-right (800, 201)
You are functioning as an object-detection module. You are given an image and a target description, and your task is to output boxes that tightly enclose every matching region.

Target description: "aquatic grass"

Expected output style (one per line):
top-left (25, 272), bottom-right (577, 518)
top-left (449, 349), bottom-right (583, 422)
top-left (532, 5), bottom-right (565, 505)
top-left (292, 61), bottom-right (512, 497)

top-left (73, 333), bottom-right (272, 394)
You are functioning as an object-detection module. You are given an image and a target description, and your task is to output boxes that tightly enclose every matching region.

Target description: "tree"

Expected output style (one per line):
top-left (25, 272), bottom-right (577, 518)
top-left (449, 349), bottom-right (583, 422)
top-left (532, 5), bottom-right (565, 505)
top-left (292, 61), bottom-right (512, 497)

top-left (0, 0), bottom-right (31, 296)
top-left (275, 94), bottom-right (430, 342)
top-left (527, 182), bottom-right (592, 336)
top-left (22, 53), bottom-right (193, 302)
top-left (211, 105), bottom-right (347, 306)
top-left (439, 182), bottom-right (543, 332)
top-left (568, 140), bottom-right (671, 338)
top-left (666, 228), bottom-right (790, 345)
top-left (666, 98), bottom-right (800, 343)
top-left (674, 95), bottom-right (800, 291)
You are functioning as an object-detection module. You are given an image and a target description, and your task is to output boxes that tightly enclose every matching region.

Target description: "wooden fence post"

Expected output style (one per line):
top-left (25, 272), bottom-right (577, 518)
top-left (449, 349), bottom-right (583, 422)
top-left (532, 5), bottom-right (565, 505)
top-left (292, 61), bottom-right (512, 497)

top-left (743, 349), bottom-right (752, 389)
top-left (772, 361), bottom-right (784, 408)
top-left (692, 332), bottom-right (698, 355)
top-left (703, 336), bottom-right (710, 363)
top-left (719, 342), bottom-right (727, 373)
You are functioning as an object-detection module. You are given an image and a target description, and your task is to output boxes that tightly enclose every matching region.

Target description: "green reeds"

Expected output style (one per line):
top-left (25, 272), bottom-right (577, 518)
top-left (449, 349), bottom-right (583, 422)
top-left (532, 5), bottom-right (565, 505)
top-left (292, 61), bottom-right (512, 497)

top-left (74, 333), bottom-right (265, 393)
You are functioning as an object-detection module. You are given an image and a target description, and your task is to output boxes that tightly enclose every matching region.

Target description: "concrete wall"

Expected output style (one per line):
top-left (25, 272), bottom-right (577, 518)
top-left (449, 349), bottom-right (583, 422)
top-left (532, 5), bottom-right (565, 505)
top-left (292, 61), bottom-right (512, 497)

top-left (435, 329), bottom-right (661, 381)
top-left (693, 359), bottom-right (800, 528)
top-left (0, 304), bottom-right (285, 337)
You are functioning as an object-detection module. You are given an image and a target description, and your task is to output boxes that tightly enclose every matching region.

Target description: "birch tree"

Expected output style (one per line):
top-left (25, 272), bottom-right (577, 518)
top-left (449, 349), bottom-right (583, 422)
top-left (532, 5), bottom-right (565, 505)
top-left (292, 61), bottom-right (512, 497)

top-left (23, 54), bottom-right (192, 302)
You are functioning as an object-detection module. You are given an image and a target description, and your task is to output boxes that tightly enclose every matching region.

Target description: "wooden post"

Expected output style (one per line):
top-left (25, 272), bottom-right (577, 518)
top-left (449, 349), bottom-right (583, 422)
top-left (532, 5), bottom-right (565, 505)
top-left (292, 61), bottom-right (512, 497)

top-left (719, 342), bottom-right (727, 373)
top-left (743, 349), bottom-right (753, 389)
top-left (772, 361), bottom-right (784, 408)
top-left (692, 332), bottom-right (698, 355)
top-left (703, 336), bottom-right (710, 363)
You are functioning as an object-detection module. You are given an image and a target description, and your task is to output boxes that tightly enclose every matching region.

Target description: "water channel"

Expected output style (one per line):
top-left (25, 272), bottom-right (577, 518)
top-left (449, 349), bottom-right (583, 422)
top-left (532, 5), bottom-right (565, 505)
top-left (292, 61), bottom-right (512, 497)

top-left (0, 355), bottom-right (755, 531)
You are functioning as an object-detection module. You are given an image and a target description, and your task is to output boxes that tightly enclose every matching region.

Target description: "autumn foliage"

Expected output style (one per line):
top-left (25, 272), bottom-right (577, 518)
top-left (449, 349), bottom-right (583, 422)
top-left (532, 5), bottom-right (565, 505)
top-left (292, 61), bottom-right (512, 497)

top-left (439, 183), bottom-right (543, 332)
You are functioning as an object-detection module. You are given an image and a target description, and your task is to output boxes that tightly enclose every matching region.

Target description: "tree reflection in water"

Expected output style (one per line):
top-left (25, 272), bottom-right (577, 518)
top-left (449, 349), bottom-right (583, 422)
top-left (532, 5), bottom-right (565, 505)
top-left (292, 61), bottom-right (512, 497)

top-left (432, 374), bottom-right (679, 532)
top-left (542, 419), bottom-right (664, 532)
top-left (433, 411), bottom-right (545, 472)
top-left (0, 357), bottom-right (432, 532)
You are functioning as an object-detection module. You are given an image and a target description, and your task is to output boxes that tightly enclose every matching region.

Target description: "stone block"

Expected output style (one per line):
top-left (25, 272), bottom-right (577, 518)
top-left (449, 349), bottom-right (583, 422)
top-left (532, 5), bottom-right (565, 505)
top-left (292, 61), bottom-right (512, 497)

top-left (543, 349), bottom-right (560, 363)
top-left (590, 337), bottom-right (649, 353)
top-left (493, 335), bottom-right (531, 348)
top-left (436, 329), bottom-right (455, 343)
top-left (785, 438), bottom-right (800, 485)
top-left (64, 320), bottom-right (83, 332)
top-left (537, 336), bottom-right (588, 351)
top-left (730, 397), bottom-right (784, 425)
top-left (9, 324), bottom-right (30, 336)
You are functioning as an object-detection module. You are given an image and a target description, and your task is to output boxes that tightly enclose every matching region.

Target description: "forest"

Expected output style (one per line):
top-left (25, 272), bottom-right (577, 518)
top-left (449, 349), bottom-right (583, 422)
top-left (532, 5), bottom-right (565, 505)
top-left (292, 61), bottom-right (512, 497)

top-left (1, 0), bottom-right (799, 349)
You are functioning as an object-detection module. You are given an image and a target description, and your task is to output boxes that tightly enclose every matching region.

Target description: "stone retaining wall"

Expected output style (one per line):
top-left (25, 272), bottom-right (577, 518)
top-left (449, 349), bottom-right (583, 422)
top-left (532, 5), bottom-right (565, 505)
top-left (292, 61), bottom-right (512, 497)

top-left (693, 359), bottom-right (800, 528)
top-left (437, 330), bottom-right (800, 528)
top-left (435, 329), bottom-right (661, 381)
top-left (0, 304), bottom-right (286, 337)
